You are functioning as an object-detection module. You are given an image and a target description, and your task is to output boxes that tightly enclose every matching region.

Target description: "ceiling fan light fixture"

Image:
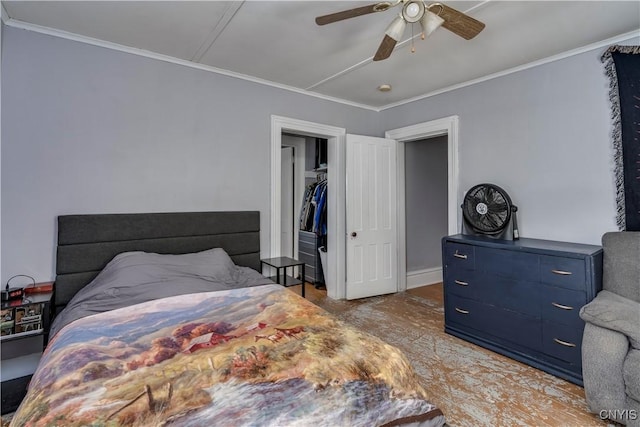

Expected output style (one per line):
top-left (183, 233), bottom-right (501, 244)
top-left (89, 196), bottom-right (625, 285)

top-left (420, 9), bottom-right (445, 38)
top-left (384, 15), bottom-right (407, 41)
top-left (402, 1), bottom-right (425, 23)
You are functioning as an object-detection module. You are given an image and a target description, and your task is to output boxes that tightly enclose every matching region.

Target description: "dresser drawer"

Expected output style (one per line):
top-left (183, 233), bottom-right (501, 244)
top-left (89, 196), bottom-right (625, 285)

top-left (446, 294), bottom-right (540, 350)
top-left (444, 242), bottom-right (475, 271)
top-left (542, 321), bottom-right (583, 366)
top-left (304, 265), bottom-right (316, 281)
top-left (446, 271), bottom-right (540, 317)
top-left (476, 247), bottom-right (539, 281)
top-left (541, 285), bottom-right (586, 329)
top-left (298, 240), bottom-right (316, 257)
top-left (479, 273), bottom-right (540, 317)
top-left (298, 251), bottom-right (316, 267)
top-left (299, 231), bottom-right (317, 245)
top-left (444, 269), bottom-right (479, 299)
top-left (540, 255), bottom-right (586, 290)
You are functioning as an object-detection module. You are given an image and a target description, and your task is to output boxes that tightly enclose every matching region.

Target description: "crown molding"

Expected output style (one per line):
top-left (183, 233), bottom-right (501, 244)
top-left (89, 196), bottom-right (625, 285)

top-left (378, 29), bottom-right (640, 111)
top-left (4, 14), bottom-right (639, 113)
top-left (1, 3), bottom-right (10, 24)
top-left (3, 17), bottom-right (379, 112)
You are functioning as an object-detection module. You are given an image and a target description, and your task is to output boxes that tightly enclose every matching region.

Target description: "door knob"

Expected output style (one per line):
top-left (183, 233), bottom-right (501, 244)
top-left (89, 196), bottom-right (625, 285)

top-left (351, 232), bottom-right (357, 237)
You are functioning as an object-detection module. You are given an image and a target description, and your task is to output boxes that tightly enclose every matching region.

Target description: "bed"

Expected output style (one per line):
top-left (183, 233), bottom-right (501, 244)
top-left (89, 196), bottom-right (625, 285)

top-left (11, 211), bottom-right (445, 427)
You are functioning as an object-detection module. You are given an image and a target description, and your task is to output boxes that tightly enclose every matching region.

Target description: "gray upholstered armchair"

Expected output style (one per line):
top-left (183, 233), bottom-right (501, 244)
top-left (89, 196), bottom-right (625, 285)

top-left (580, 231), bottom-right (640, 426)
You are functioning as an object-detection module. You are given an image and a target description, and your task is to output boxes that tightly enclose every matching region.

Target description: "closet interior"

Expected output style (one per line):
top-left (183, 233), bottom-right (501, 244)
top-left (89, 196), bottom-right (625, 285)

top-left (298, 138), bottom-right (327, 289)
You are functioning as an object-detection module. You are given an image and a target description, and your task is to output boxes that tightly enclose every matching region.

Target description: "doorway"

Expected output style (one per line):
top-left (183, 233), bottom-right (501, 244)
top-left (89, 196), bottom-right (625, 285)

top-left (270, 116), bottom-right (346, 299)
top-left (271, 115), bottom-right (458, 299)
top-left (404, 136), bottom-right (448, 288)
top-left (386, 115), bottom-right (460, 292)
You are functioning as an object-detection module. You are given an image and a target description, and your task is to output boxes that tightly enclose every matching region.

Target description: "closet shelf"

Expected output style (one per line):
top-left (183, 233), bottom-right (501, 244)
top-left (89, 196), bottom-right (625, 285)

top-left (305, 171), bottom-right (327, 179)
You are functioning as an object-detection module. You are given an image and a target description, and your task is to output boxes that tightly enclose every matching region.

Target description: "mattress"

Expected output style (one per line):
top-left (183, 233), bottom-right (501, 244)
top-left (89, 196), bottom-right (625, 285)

top-left (12, 249), bottom-right (445, 427)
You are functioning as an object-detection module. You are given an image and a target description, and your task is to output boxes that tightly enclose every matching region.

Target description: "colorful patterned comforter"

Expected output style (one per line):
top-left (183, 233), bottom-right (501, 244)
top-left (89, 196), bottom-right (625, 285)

top-left (12, 285), bottom-right (444, 427)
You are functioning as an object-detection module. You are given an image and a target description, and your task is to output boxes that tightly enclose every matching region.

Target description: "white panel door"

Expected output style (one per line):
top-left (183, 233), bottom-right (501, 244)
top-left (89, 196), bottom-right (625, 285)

top-left (346, 134), bottom-right (398, 299)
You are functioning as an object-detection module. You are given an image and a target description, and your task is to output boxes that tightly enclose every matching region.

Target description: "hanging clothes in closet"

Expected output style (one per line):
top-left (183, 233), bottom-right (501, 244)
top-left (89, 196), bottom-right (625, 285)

top-left (299, 183), bottom-right (316, 232)
top-left (298, 175), bottom-right (327, 289)
top-left (299, 179), bottom-right (327, 238)
top-left (312, 179), bottom-right (327, 237)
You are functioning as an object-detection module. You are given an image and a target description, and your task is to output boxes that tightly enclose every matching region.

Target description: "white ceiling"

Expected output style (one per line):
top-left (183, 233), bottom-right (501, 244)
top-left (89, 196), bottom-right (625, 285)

top-left (3, 1), bottom-right (639, 109)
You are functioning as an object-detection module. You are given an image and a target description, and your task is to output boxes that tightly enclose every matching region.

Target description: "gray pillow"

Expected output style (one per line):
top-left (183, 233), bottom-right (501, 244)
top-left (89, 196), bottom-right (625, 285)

top-left (50, 248), bottom-right (273, 338)
top-left (101, 248), bottom-right (239, 285)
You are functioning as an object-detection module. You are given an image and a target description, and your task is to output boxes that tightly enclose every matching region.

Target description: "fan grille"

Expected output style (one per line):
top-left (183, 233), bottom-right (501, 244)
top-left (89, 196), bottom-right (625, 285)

top-left (462, 184), bottom-right (512, 233)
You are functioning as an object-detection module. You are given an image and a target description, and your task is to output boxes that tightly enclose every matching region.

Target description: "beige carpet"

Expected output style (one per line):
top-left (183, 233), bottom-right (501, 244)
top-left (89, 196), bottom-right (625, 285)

top-left (302, 284), bottom-right (611, 427)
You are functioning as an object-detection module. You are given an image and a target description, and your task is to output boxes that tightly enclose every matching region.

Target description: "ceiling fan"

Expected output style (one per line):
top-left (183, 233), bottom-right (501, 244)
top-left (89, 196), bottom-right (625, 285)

top-left (315, 1), bottom-right (485, 61)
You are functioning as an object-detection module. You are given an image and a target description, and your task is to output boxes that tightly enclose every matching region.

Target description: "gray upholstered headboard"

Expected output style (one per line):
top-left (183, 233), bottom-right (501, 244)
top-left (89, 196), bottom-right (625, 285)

top-left (55, 211), bottom-right (260, 313)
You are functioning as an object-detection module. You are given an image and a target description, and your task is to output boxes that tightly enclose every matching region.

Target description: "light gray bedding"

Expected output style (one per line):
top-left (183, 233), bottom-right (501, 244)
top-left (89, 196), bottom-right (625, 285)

top-left (50, 248), bottom-right (273, 338)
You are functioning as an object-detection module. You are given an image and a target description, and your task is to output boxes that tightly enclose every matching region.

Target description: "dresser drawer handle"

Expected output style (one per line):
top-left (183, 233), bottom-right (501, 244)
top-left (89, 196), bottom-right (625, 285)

top-left (454, 280), bottom-right (469, 286)
top-left (455, 307), bottom-right (470, 314)
top-left (553, 338), bottom-right (576, 347)
top-left (453, 252), bottom-right (468, 260)
top-left (551, 269), bottom-right (573, 276)
top-left (551, 302), bottom-right (574, 310)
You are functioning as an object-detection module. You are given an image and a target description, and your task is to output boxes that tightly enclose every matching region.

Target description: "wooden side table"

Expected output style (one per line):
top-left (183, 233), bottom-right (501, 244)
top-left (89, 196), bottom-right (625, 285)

top-left (260, 257), bottom-right (306, 297)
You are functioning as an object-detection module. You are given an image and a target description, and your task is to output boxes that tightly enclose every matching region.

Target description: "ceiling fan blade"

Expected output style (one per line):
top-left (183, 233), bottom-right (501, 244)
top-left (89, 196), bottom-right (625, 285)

top-left (437, 3), bottom-right (485, 40)
top-left (373, 34), bottom-right (397, 61)
top-left (315, 3), bottom-right (382, 26)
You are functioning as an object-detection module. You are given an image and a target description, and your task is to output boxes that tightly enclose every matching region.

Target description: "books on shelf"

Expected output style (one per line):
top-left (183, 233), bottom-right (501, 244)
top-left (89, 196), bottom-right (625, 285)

top-left (1, 302), bottom-right (44, 339)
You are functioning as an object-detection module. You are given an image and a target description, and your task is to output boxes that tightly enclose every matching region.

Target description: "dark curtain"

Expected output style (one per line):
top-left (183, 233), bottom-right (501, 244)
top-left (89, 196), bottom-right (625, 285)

top-left (602, 46), bottom-right (640, 231)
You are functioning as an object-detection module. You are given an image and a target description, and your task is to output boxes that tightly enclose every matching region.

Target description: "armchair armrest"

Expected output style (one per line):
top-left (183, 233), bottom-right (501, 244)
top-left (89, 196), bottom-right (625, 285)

top-left (582, 323), bottom-right (629, 417)
top-left (580, 290), bottom-right (640, 348)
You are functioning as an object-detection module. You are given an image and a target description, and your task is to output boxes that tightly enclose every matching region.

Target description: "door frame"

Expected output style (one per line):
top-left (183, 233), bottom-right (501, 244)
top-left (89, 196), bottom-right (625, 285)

top-left (385, 115), bottom-right (460, 292)
top-left (270, 115), bottom-right (347, 299)
top-left (281, 136), bottom-right (307, 263)
top-left (280, 145), bottom-right (296, 259)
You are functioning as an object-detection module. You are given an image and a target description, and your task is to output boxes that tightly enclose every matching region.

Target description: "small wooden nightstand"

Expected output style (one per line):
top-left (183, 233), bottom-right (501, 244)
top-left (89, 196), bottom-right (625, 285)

top-left (1, 286), bottom-right (54, 414)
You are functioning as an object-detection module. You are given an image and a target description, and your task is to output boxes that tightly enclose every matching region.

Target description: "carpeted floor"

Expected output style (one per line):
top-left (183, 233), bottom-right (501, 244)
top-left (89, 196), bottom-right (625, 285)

top-left (299, 283), bottom-right (611, 427)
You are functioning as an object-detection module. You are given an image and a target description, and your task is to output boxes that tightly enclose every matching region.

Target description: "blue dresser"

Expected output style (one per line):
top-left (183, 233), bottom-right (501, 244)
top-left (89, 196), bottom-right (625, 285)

top-left (442, 234), bottom-right (603, 385)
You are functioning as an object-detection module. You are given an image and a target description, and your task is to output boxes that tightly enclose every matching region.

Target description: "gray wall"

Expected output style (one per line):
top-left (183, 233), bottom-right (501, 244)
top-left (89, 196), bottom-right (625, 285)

top-left (0, 27), bottom-right (380, 284)
top-left (405, 136), bottom-right (448, 271)
top-left (381, 36), bottom-right (640, 245)
top-left (2, 26), bottom-right (637, 286)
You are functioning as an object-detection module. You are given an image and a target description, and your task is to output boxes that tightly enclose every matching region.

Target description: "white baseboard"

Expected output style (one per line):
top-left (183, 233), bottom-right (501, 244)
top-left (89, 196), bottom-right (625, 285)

top-left (406, 267), bottom-right (443, 289)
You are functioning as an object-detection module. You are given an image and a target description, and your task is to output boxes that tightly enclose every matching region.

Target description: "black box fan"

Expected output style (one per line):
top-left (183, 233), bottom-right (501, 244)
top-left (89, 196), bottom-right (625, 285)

top-left (461, 183), bottom-right (519, 240)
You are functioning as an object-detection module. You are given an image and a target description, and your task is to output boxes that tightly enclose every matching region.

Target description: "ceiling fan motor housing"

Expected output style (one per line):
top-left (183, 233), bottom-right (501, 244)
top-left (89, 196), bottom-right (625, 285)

top-left (461, 183), bottom-right (519, 240)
